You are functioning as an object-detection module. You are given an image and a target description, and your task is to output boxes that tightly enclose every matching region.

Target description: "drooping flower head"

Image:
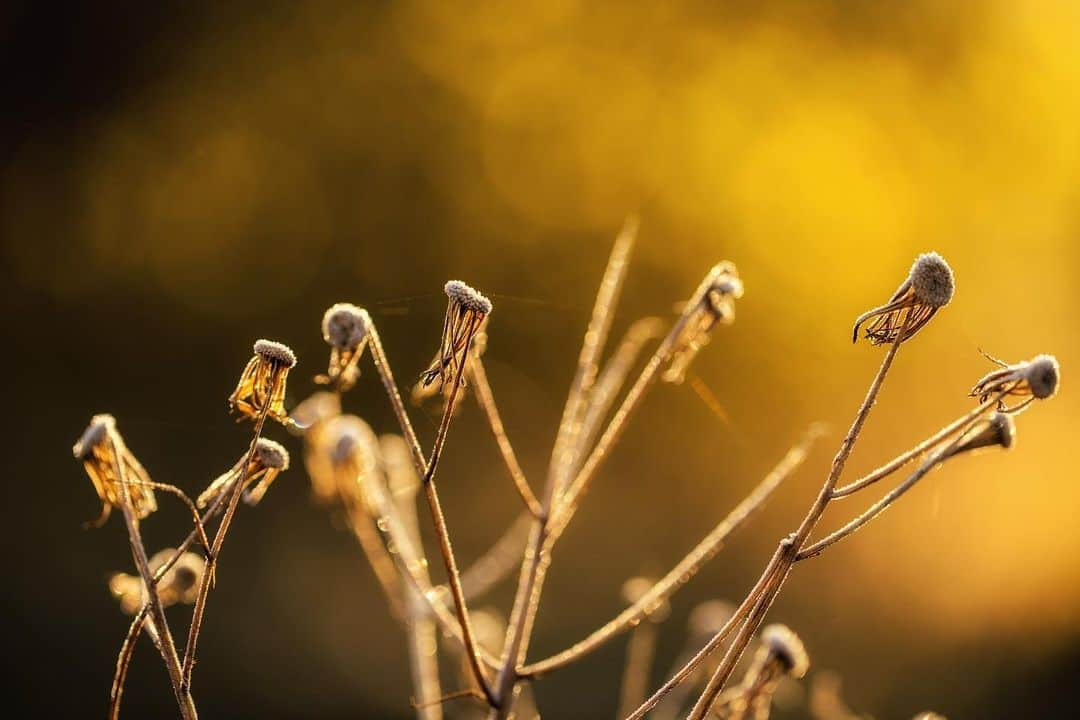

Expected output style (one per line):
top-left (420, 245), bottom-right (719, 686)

top-left (228, 340), bottom-right (297, 426)
top-left (759, 624), bottom-right (810, 679)
top-left (969, 352), bottom-right (1059, 413)
top-left (316, 303), bottom-right (370, 392)
top-left (944, 412), bottom-right (1016, 460)
top-left (715, 623), bottom-right (810, 719)
top-left (853, 252), bottom-right (954, 345)
top-left (419, 280), bottom-right (492, 395)
top-left (109, 548), bottom-right (206, 615)
top-left (303, 414), bottom-right (379, 505)
top-left (663, 261), bottom-right (744, 384)
top-left (73, 414), bottom-right (157, 526)
top-left (197, 437), bottom-right (291, 509)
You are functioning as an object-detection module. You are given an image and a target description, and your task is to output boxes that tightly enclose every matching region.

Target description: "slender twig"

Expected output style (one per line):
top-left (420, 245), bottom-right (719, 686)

top-left (363, 316), bottom-right (428, 477)
top-left (110, 433), bottom-right (198, 720)
top-left (118, 478), bottom-right (211, 558)
top-left (830, 394), bottom-right (1003, 498)
top-left (622, 541), bottom-right (791, 720)
top-left (518, 425), bottom-right (820, 678)
top-left (182, 396), bottom-right (273, 688)
top-left (468, 353), bottom-right (544, 519)
top-left (419, 330), bottom-right (497, 706)
top-left (343, 498), bottom-right (407, 620)
top-left (685, 325), bottom-right (910, 720)
top-left (411, 689), bottom-right (487, 709)
top-left (490, 225), bottom-right (638, 718)
top-left (617, 619), bottom-right (660, 719)
top-left (109, 611), bottom-right (148, 720)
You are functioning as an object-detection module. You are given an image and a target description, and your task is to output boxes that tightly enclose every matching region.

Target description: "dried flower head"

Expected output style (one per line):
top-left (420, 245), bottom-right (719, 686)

top-left (621, 576), bottom-right (671, 622)
top-left (853, 252), bottom-right (954, 345)
top-left (663, 262), bottom-right (744, 384)
top-left (198, 438), bottom-right (291, 509)
top-left (945, 412), bottom-right (1016, 460)
top-left (970, 352), bottom-right (1060, 412)
top-left (760, 624), bottom-right (810, 679)
top-left (109, 549), bottom-right (206, 615)
top-left (73, 414), bottom-right (157, 526)
top-left (316, 303), bottom-right (371, 392)
top-left (288, 391), bottom-right (342, 436)
top-left (303, 415), bottom-right (380, 505)
top-left (229, 339), bottom-right (297, 426)
top-left (419, 280), bottom-right (492, 393)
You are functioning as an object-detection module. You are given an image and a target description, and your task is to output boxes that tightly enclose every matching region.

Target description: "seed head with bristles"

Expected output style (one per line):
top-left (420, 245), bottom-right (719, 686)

top-left (420, 279), bottom-right (492, 392)
top-left (970, 352), bottom-right (1060, 412)
top-left (663, 261), bottom-right (743, 384)
top-left (760, 624), bottom-right (810, 678)
top-left (944, 412), bottom-right (1016, 460)
top-left (853, 252), bottom-right (954, 345)
top-left (317, 304), bottom-right (371, 392)
top-left (197, 437), bottom-right (292, 509)
top-left (230, 339), bottom-right (297, 426)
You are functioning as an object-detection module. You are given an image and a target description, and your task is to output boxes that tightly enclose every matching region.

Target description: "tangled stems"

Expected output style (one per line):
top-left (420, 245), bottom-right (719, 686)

top-left (110, 433), bottom-right (198, 720)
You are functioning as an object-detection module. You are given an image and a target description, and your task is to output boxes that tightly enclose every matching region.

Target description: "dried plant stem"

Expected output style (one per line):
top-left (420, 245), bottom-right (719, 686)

top-left (363, 317), bottom-right (428, 476)
top-left (109, 602), bottom-right (149, 720)
top-left (623, 541), bottom-right (792, 720)
top-left (344, 499), bottom-right (407, 620)
top-left (830, 394), bottom-right (1002, 498)
top-left (617, 620), bottom-right (659, 720)
top-left (460, 512), bottom-right (532, 600)
top-left (468, 354), bottom-right (544, 519)
top-left (685, 333), bottom-right (908, 720)
top-left (518, 426), bottom-right (820, 679)
top-left (110, 434), bottom-right (198, 720)
top-left (419, 332), bottom-right (497, 706)
top-left (182, 397), bottom-right (273, 689)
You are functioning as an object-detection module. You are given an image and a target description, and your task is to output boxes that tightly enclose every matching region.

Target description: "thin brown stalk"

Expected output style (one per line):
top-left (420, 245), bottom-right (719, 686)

top-left (685, 325), bottom-right (909, 719)
top-left (617, 620), bottom-right (659, 719)
top-left (109, 610), bottom-right (148, 720)
top-left (460, 512), bottom-right (532, 601)
top-left (362, 316), bottom-right (428, 476)
top-left (110, 434), bottom-right (198, 720)
top-left (830, 395), bottom-right (1002, 498)
top-left (622, 541), bottom-right (791, 720)
top-left (344, 499), bottom-right (407, 620)
top-left (468, 353), bottom-right (543, 519)
top-left (182, 397), bottom-right (273, 688)
top-left (518, 425), bottom-right (821, 679)
top-left (118, 478), bottom-right (211, 558)
top-left (419, 331), bottom-right (497, 706)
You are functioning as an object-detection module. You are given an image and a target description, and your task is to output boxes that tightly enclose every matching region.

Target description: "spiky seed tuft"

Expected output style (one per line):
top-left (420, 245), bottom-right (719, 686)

top-left (445, 280), bottom-right (492, 315)
top-left (1024, 354), bottom-right (1059, 399)
top-left (760, 624), bottom-right (809, 678)
top-left (73, 414), bottom-right (116, 459)
top-left (908, 252), bottom-right (954, 308)
top-left (321, 303), bottom-right (368, 349)
top-left (254, 438), bottom-right (290, 470)
top-left (254, 339), bottom-right (297, 368)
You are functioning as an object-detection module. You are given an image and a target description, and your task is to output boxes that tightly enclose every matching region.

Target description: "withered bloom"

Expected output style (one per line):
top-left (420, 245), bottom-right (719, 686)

top-left (853, 252), bottom-right (954, 345)
top-left (197, 438), bottom-right (290, 508)
top-left (717, 624), bottom-right (809, 719)
top-left (663, 262), bottom-right (744, 384)
top-left (287, 391), bottom-right (342, 436)
top-left (303, 414), bottom-right (379, 505)
top-left (73, 414), bottom-right (157, 526)
top-left (969, 353), bottom-right (1059, 412)
top-left (412, 316), bottom-right (489, 413)
top-left (109, 548), bottom-right (206, 615)
top-left (316, 303), bottom-right (370, 392)
top-left (419, 280), bottom-right (492, 394)
top-left (229, 339), bottom-right (297, 425)
top-left (942, 412), bottom-right (1016, 460)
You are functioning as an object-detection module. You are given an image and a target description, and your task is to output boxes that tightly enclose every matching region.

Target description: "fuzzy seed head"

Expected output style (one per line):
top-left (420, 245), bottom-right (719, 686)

top-left (1024, 354), bottom-right (1059, 399)
top-left (445, 280), bottom-right (492, 315)
top-left (990, 412), bottom-right (1016, 450)
top-left (254, 339), bottom-right (297, 368)
top-left (73, 414), bottom-right (116, 459)
top-left (761, 624), bottom-right (809, 678)
top-left (908, 252), bottom-right (954, 308)
top-left (254, 438), bottom-right (290, 470)
top-left (321, 303), bottom-right (368, 349)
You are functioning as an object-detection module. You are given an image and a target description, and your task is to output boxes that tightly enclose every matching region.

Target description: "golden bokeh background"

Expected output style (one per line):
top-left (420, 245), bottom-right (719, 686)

top-left (3, 1), bottom-right (1078, 717)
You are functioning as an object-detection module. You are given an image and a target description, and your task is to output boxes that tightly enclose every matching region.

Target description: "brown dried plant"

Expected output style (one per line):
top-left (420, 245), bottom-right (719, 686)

top-left (77, 223), bottom-right (1059, 720)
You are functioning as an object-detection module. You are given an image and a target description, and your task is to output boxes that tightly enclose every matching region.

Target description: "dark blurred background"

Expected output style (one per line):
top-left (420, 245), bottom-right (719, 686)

top-left (3, 1), bottom-right (1079, 718)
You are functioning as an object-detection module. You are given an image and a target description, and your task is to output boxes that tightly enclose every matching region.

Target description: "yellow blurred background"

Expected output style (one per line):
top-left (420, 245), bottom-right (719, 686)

top-left (3, 1), bottom-right (1078, 717)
